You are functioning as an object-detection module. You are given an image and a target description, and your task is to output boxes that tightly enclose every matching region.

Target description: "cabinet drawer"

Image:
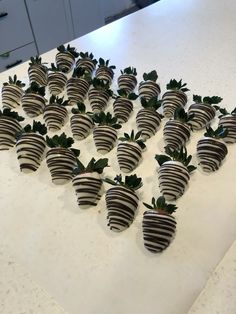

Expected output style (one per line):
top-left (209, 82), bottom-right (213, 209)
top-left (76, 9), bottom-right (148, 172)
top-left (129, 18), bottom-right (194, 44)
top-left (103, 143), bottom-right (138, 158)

top-left (0, 0), bottom-right (34, 53)
top-left (0, 43), bottom-right (37, 73)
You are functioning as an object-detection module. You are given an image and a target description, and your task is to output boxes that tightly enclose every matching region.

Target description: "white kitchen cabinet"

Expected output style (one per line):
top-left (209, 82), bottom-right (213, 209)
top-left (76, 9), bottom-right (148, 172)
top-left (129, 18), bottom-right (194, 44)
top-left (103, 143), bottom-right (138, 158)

top-left (0, 43), bottom-right (37, 72)
top-left (0, 0), bottom-right (35, 53)
top-left (25, 0), bottom-right (74, 54)
top-left (70, 0), bottom-right (105, 38)
top-left (0, 0), bottom-right (36, 71)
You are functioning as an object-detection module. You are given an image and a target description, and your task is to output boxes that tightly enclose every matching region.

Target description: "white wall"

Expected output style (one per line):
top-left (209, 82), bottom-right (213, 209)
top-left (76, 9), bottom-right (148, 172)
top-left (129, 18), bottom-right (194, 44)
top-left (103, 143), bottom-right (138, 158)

top-left (102, 0), bottom-right (133, 18)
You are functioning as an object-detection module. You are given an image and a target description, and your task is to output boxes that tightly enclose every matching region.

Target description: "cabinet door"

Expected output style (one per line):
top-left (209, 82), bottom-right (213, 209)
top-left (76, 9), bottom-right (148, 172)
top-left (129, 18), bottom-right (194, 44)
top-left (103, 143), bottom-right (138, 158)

top-left (25, 0), bottom-right (74, 54)
top-left (70, 0), bottom-right (105, 38)
top-left (0, 42), bottom-right (37, 73)
top-left (0, 0), bottom-right (34, 53)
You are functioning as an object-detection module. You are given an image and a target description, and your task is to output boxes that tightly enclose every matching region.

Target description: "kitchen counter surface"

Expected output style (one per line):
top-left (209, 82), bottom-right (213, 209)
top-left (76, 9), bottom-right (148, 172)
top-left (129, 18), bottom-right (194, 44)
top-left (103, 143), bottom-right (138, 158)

top-left (0, 0), bottom-right (236, 313)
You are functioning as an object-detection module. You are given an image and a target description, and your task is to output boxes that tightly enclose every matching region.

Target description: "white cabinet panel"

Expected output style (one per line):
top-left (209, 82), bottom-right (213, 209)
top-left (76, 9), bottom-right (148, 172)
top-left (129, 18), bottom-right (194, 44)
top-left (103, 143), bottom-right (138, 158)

top-left (0, 0), bottom-right (34, 53)
top-left (70, 0), bottom-right (105, 38)
top-left (25, 0), bottom-right (74, 54)
top-left (0, 43), bottom-right (37, 72)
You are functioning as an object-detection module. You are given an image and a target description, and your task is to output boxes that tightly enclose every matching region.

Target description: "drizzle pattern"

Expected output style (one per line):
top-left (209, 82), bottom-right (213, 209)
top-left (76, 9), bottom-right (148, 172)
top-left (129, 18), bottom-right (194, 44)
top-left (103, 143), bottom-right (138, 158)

top-left (16, 133), bottom-right (46, 173)
top-left (136, 108), bottom-right (162, 140)
top-left (158, 161), bottom-right (190, 201)
top-left (2, 85), bottom-right (23, 109)
top-left (93, 126), bottom-right (117, 154)
top-left (197, 137), bottom-right (228, 172)
top-left (138, 81), bottom-right (161, 101)
top-left (0, 117), bottom-right (21, 150)
top-left (106, 186), bottom-right (139, 232)
top-left (43, 105), bottom-right (68, 131)
top-left (46, 147), bottom-right (77, 185)
top-left (70, 114), bottom-right (93, 140)
top-left (143, 210), bottom-right (176, 253)
top-left (117, 142), bottom-right (142, 173)
top-left (22, 93), bottom-right (46, 117)
top-left (163, 120), bottom-right (191, 149)
top-left (162, 90), bottom-right (187, 118)
top-left (48, 72), bottom-right (67, 95)
top-left (188, 103), bottom-right (216, 130)
top-left (113, 98), bottom-right (133, 123)
top-left (72, 172), bottom-right (102, 208)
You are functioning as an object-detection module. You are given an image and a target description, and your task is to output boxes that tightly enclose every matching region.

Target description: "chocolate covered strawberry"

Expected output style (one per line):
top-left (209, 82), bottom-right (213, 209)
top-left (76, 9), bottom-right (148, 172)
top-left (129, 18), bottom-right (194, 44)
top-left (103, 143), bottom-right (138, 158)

top-left (136, 97), bottom-right (162, 140)
top-left (117, 67), bottom-right (137, 93)
top-left (55, 44), bottom-right (79, 73)
top-left (155, 146), bottom-right (196, 201)
top-left (76, 52), bottom-right (97, 74)
top-left (70, 102), bottom-right (94, 140)
top-left (0, 108), bottom-right (24, 150)
top-left (1, 75), bottom-right (25, 109)
top-left (28, 56), bottom-right (48, 86)
top-left (163, 107), bottom-right (194, 149)
top-left (88, 78), bottom-right (112, 113)
top-left (66, 67), bottom-right (91, 105)
top-left (117, 130), bottom-right (146, 172)
top-left (16, 121), bottom-right (47, 173)
top-left (104, 174), bottom-right (142, 232)
top-left (46, 133), bottom-right (80, 185)
top-left (22, 82), bottom-right (46, 117)
top-left (218, 107), bottom-right (236, 143)
top-left (72, 157), bottom-right (108, 208)
top-left (48, 63), bottom-right (67, 95)
top-left (113, 89), bottom-right (138, 123)
top-left (162, 79), bottom-right (189, 118)
top-left (188, 95), bottom-right (222, 130)
top-left (143, 196), bottom-right (177, 253)
top-left (93, 111), bottom-right (121, 154)
top-left (138, 70), bottom-right (161, 101)
top-left (43, 95), bottom-right (69, 131)
top-left (197, 126), bottom-right (228, 172)
top-left (95, 58), bottom-right (116, 85)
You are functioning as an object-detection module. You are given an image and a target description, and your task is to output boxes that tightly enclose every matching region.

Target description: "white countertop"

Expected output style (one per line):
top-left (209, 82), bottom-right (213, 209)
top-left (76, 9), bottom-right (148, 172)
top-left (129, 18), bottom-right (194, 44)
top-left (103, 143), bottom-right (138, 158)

top-left (1, 0), bottom-right (236, 313)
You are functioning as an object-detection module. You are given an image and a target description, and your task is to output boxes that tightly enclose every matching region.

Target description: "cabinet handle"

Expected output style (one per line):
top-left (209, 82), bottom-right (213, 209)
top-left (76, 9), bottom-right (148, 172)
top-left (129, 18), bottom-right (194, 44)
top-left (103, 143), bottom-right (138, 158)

top-left (0, 12), bottom-right (8, 18)
top-left (6, 60), bottom-right (23, 69)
